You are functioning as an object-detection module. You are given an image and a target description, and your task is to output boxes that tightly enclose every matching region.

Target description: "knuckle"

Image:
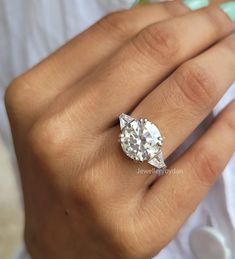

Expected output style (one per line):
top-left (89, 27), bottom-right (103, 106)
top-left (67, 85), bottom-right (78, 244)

top-left (174, 62), bottom-right (215, 109)
top-left (97, 11), bottom-right (133, 41)
top-left (5, 76), bottom-right (28, 112)
top-left (132, 23), bottom-right (179, 65)
top-left (206, 7), bottom-right (234, 35)
top-left (27, 117), bottom-right (68, 163)
top-left (5, 74), bottom-right (36, 120)
top-left (27, 122), bottom-right (50, 162)
top-left (192, 144), bottom-right (222, 186)
top-left (221, 36), bottom-right (235, 60)
top-left (4, 80), bottom-right (17, 109)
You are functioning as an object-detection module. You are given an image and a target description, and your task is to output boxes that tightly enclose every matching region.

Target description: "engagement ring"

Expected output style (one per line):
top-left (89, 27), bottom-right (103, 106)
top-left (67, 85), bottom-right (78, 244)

top-left (119, 113), bottom-right (166, 169)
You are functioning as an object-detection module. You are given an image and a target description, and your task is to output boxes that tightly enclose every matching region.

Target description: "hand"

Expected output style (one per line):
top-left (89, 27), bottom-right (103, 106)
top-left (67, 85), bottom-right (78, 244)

top-left (5, 1), bottom-right (235, 258)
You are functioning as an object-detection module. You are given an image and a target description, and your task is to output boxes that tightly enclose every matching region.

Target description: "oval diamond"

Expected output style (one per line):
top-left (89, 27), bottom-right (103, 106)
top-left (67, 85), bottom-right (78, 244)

top-left (120, 119), bottom-right (161, 162)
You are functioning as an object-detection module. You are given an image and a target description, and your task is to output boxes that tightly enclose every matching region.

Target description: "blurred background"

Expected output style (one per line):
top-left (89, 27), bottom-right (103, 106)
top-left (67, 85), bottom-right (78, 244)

top-left (0, 135), bottom-right (23, 259)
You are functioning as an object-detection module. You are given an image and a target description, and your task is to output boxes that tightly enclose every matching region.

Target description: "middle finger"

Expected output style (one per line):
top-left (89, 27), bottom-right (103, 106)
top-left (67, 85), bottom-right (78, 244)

top-left (132, 34), bottom-right (235, 160)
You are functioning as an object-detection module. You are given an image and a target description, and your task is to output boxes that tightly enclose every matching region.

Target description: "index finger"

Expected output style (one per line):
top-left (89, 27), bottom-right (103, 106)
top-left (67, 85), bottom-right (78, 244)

top-left (5, 1), bottom-right (188, 131)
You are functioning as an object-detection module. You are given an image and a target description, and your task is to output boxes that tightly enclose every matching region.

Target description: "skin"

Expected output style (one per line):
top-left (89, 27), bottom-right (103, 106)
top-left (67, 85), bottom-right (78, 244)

top-left (4, 1), bottom-right (235, 258)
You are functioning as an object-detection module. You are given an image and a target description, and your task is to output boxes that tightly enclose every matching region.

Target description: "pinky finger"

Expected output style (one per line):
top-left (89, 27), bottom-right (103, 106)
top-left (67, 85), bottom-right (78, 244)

top-left (142, 100), bottom-right (235, 252)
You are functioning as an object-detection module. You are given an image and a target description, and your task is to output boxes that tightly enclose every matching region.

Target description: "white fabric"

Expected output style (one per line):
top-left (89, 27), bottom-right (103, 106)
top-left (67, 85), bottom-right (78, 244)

top-left (190, 226), bottom-right (231, 259)
top-left (0, 1), bottom-right (234, 259)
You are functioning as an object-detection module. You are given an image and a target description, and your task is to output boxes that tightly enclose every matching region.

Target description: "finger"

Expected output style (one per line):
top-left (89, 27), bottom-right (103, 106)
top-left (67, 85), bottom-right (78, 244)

top-left (141, 100), bottom-right (235, 256)
top-left (105, 33), bottom-right (235, 195)
top-left (48, 32), bottom-right (235, 194)
top-left (132, 34), bottom-right (235, 158)
top-left (6, 1), bottom-right (188, 129)
top-left (64, 3), bottom-right (234, 132)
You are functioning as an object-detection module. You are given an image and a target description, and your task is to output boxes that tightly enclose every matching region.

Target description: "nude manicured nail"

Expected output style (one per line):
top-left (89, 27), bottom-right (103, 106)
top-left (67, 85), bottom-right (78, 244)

top-left (220, 1), bottom-right (235, 22)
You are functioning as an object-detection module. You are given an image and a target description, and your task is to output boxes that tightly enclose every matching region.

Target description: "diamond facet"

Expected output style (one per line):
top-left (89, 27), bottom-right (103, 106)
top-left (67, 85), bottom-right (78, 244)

top-left (148, 152), bottom-right (166, 169)
top-left (119, 113), bottom-right (134, 130)
top-left (120, 117), bottom-right (162, 162)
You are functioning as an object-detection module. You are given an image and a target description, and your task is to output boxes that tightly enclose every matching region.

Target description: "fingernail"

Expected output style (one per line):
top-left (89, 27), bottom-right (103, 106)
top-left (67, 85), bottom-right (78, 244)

top-left (183, 0), bottom-right (209, 10)
top-left (220, 2), bottom-right (235, 22)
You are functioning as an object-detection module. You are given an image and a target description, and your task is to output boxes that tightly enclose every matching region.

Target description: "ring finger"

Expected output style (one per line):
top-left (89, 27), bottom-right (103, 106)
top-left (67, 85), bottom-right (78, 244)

top-left (131, 34), bottom-right (235, 161)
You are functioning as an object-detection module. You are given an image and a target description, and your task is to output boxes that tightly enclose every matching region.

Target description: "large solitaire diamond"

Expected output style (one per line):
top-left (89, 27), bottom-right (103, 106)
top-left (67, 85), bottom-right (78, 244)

top-left (119, 114), bottom-right (162, 162)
